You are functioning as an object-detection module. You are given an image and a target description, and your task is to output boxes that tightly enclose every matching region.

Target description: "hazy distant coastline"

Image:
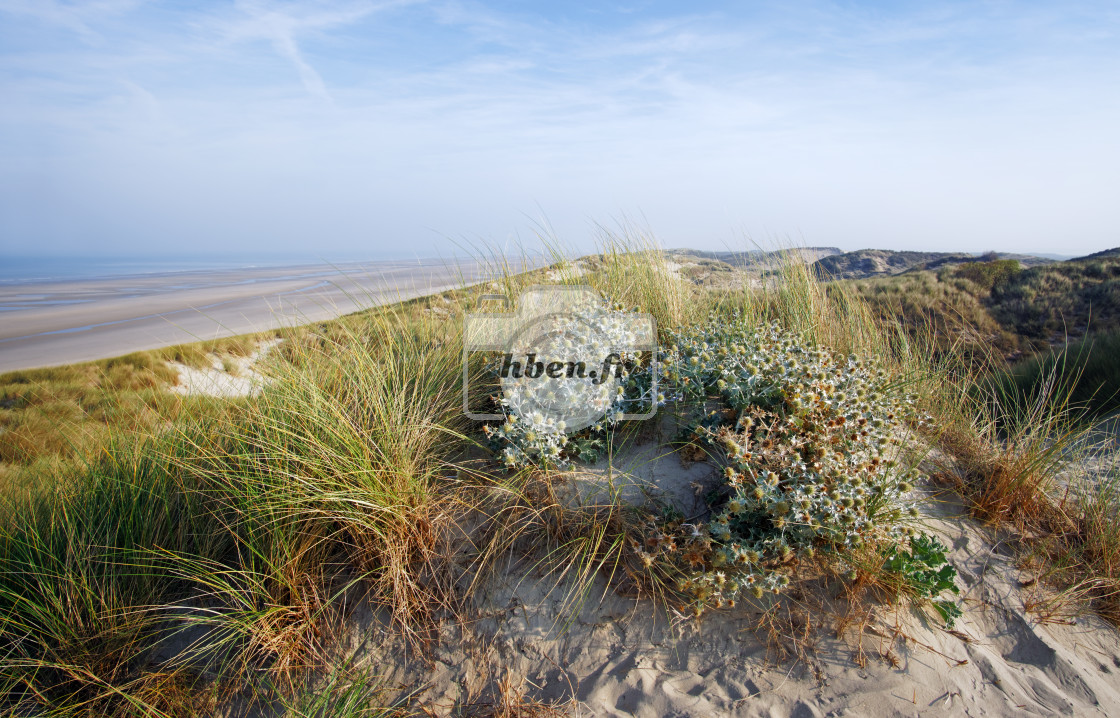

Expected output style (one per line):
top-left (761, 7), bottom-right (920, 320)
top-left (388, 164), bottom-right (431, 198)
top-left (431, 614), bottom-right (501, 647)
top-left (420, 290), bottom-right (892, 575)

top-left (0, 257), bottom-right (507, 373)
top-left (0, 254), bottom-right (468, 284)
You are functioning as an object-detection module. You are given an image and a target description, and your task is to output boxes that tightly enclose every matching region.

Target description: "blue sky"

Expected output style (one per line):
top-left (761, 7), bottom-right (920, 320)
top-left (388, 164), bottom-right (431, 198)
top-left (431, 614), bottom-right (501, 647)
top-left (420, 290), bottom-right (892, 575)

top-left (1, 1), bottom-right (1118, 260)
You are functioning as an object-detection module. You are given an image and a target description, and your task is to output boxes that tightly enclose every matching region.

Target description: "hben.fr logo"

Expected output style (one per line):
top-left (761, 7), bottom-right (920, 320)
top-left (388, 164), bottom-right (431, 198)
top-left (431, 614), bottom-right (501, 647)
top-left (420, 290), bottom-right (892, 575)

top-left (463, 285), bottom-right (656, 433)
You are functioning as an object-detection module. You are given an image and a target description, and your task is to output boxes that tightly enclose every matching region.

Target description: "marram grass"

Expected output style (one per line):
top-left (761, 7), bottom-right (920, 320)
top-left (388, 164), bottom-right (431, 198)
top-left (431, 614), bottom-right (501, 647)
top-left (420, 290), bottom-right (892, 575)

top-left (1, 235), bottom-right (1119, 716)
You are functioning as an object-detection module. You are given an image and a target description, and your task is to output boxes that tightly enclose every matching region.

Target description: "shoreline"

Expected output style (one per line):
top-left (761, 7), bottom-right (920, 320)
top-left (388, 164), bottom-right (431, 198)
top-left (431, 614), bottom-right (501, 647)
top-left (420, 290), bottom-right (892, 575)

top-left (0, 257), bottom-right (510, 373)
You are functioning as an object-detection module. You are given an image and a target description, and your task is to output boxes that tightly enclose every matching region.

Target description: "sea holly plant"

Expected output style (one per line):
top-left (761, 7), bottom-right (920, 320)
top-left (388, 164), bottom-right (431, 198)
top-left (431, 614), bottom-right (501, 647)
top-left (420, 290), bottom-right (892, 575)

top-left (475, 291), bottom-right (660, 469)
top-left (478, 303), bottom-right (955, 617)
top-left (884, 533), bottom-right (962, 627)
top-left (644, 314), bottom-right (939, 612)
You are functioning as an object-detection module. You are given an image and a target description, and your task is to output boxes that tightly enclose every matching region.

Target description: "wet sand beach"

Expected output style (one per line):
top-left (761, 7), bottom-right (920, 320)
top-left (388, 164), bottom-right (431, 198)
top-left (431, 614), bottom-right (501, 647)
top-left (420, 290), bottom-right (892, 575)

top-left (0, 258), bottom-right (500, 373)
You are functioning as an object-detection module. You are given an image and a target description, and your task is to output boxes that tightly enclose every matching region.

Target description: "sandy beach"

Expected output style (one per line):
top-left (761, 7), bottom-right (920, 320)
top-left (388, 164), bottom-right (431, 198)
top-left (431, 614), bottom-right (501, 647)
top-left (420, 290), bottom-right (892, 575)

top-left (0, 257), bottom-right (505, 373)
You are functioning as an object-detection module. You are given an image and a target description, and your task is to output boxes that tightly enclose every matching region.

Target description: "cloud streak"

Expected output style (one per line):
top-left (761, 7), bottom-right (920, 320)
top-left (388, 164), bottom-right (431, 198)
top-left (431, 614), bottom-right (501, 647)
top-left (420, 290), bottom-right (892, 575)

top-left (208, 0), bottom-right (412, 101)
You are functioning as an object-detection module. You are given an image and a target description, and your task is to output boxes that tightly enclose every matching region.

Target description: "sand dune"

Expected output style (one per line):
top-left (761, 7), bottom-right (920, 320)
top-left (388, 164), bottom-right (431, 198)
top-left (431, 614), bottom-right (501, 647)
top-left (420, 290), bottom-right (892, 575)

top-left (347, 441), bottom-right (1120, 717)
top-left (0, 258), bottom-right (506, 373)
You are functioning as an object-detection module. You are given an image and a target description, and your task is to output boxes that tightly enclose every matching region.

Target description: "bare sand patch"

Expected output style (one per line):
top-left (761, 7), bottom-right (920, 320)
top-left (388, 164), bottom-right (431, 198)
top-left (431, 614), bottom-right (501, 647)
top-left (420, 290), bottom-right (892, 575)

top-left (169, 339), bottom-right (281, 398)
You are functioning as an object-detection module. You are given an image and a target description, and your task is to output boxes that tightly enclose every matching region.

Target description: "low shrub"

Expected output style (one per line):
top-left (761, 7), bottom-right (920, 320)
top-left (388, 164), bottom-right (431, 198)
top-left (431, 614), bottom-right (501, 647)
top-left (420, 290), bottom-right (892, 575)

top-left (954, 259), bottom-right (1021, 291)
top-left (655, 316), bottom-right (930, 610)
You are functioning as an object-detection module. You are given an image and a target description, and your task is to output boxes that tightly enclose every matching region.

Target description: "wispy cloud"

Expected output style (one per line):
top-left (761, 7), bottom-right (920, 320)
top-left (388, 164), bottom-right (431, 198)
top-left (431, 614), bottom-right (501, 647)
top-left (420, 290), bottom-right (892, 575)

top-left (203, 0), bottom-right (412, 101)
top-left (1, 1), bottom-right (1118, 258)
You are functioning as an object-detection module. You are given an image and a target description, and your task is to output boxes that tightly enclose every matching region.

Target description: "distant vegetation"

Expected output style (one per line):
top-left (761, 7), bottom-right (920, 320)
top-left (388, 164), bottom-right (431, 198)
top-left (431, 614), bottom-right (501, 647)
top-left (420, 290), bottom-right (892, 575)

top-left (668, 246), bottom-right (843, 267)
top-left (851, 252), bottom-right (1120, 366)
top-left (989, 255), bottom-right (1120, 342)
top-left (815, 249), bottom-right (976, 279)
top-left (812, 248), bottom-right (1052, 280)
top-left (953, 258), bottom-right (1022, 291)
